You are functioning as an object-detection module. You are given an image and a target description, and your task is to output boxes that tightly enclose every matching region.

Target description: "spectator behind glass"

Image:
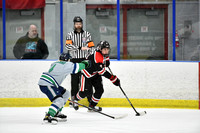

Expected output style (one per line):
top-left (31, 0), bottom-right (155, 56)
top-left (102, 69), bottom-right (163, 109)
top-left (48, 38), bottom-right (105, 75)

top-left (13, 24), bottom-right (49, 59)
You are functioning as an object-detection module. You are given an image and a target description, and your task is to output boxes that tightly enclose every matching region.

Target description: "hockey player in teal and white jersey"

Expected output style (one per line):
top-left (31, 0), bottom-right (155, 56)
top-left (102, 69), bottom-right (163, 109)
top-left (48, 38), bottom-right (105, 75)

top-left (38, 53), bottom-right (90, 124)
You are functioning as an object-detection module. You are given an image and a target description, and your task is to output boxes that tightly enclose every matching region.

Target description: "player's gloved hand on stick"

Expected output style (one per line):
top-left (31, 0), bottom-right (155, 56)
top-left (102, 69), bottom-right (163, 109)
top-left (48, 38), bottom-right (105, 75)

top-left (81, 60), bottom-right (91, 68)
top-left (110, 75), bottom-right (120, 86)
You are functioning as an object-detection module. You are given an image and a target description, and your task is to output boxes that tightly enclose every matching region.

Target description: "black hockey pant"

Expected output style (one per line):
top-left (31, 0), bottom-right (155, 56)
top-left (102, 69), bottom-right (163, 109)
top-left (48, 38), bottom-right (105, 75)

top-left (76, 74), bottom-right (104, 107)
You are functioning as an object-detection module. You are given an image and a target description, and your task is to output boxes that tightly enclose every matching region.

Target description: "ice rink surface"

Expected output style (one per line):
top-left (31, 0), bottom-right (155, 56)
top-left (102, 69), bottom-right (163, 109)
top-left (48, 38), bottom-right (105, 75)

top-left (0, 107), bottom-right (200, 133)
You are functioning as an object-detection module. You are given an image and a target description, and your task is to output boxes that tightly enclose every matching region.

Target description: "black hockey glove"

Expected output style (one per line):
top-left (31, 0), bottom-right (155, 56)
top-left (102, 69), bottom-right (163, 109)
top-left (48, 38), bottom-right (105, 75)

top-left (81, 60), bottom-right (91, 68)
top-left (110, 75), bottom-right (120, 86)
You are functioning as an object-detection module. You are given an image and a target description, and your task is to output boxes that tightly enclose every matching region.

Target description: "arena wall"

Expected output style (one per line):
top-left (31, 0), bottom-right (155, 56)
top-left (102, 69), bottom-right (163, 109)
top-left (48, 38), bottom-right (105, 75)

top-left (0, 60), bottom-right (199, 109)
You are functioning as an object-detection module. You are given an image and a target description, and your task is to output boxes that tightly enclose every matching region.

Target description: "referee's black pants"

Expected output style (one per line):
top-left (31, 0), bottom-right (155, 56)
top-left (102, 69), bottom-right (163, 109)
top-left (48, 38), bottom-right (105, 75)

top-left (70, 58), bottom-right (92, 101)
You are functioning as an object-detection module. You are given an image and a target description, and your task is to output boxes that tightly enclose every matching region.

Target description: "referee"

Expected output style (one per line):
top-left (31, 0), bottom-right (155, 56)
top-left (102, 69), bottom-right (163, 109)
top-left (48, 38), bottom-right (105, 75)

top-left (65, 16), bottom-right (95, 110)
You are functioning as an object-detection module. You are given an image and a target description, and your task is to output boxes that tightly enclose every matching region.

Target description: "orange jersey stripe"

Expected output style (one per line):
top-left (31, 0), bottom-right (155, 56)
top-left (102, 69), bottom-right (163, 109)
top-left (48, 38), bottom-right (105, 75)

top-left (66, 40), bottom-right (72, 44)
top-left (88, 41), bottom-right (94, 47)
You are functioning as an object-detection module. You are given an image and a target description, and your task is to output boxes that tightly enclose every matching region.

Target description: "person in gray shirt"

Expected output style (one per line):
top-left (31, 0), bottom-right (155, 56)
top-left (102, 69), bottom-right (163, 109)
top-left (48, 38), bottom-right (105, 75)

top-left (38, 53), bottom-right (90, 124)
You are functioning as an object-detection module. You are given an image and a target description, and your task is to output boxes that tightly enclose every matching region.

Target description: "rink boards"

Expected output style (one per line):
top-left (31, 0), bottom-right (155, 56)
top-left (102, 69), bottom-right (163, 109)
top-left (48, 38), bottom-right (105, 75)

top-left (0, 60), bottom-right (199, 109)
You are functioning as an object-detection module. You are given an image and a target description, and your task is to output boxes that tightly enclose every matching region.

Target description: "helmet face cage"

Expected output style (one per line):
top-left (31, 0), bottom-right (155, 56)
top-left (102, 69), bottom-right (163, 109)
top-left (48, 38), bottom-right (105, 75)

top-left (59, 53), bottom-right (72, 61)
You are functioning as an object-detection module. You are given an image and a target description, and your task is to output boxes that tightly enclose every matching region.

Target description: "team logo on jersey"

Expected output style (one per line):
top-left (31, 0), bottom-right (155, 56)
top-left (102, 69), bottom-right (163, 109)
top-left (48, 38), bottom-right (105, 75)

top-left (82, 37), bottom-right (86, 43)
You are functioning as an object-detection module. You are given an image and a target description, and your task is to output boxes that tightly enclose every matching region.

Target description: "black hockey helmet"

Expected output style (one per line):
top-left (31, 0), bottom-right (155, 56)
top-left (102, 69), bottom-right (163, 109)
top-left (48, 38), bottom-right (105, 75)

top-left (73, 16), bottom-right (83, 23)
top-left (59, 53), bottom-right (72, 61)
top-left (97, 41), bottom-right (111, 57)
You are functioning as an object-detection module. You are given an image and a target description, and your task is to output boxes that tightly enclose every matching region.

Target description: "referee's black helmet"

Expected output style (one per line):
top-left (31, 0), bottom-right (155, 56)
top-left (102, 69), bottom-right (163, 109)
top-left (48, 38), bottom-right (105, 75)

top-left (73, 16), bottom-right (83, 23)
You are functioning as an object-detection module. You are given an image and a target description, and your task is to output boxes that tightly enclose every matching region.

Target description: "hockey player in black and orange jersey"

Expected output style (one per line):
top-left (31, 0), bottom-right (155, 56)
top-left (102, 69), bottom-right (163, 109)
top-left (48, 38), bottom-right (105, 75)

top-left (73, 41), bottom-right (120, 111)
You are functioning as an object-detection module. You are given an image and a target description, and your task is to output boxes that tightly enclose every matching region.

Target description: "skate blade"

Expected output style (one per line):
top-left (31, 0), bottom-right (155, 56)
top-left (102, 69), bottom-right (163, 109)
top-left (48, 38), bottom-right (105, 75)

top-left (87, 110), bottom-right (102, 113)
top-left (55, 117), bottom-right (67, 122)
top-left (58, 119), bottom-right (67, 122)
top-left (42, 119), bottom-right (58, 125)
top-left (51, 120), bottom-right (58, 125)
top-left (87, 110), bottom-right (95, 113)
top-left (42, 120), bottom-right (51, 125)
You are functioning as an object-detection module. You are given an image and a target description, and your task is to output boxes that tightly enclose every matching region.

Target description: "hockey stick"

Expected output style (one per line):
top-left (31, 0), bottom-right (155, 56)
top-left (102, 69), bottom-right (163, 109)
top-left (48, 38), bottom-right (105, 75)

top-left (119, 85), bottom-right (146, 116)
top-left (68, 99), bottom-right (127, 119)
top-left (108, 67), bottom-right (147, 116)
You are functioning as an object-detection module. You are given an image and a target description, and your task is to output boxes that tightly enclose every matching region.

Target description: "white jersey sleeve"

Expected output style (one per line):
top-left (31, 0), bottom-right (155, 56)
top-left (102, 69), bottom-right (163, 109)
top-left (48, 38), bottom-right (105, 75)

top-left (38, 61), bottom-right (86, 87)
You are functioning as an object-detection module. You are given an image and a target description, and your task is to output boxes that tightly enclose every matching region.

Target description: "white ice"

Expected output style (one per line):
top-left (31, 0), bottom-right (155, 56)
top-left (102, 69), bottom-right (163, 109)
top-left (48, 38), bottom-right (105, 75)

top-left (0, 107), bottom-right (200, 133)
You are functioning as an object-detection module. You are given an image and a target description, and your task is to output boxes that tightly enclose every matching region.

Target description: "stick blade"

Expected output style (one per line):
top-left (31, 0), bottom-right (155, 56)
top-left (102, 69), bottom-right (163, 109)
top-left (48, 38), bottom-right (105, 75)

top-left (135, 111), bottom-right (147, 116)
top-left (114, 114), bottom-right (128, 119)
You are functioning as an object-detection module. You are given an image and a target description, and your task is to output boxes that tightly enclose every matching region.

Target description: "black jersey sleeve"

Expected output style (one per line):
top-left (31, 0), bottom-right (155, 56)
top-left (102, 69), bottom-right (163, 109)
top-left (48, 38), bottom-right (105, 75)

top-left (102, 70), bottom-right (112, 79)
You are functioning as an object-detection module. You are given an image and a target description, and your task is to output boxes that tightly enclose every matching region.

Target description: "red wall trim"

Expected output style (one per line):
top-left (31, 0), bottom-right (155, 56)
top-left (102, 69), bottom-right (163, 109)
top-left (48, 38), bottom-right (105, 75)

top-left (123, 8), bottom-right (127, 59)
top-left (0, 0), bottom-right (46, 9)
top-left (122, 4), bottom-right (168, 9)
top-left (86, 5), bottom-right (117, 9)
top-left (41, 7), bottom-right (45, 40)
top-left (164, 7), bottom-right (168, 60)
top-left (87, 4), bottom-right (168, 9)
top-left (199, 62), bottom-right (200, 110)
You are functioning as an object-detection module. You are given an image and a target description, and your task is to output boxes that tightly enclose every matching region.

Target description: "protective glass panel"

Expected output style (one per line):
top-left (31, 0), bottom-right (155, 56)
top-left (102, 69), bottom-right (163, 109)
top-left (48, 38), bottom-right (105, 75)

top-left (126, 8), bottom-right (165, 60)
top-left (0, 9), bottom-right (2, 59)
top-left (5, 9), bottom-right (43, 59)
top-left (86, 7), bottom-right (118, 58)
top-left (175, 1), bottom-right (200, 61)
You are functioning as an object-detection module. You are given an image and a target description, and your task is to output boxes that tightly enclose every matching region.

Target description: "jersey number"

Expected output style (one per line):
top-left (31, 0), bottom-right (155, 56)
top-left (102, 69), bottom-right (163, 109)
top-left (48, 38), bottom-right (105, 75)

top-left (48, 64), bottom-right (56, 73)
top-left (48, 61), bottom-right (66, 73)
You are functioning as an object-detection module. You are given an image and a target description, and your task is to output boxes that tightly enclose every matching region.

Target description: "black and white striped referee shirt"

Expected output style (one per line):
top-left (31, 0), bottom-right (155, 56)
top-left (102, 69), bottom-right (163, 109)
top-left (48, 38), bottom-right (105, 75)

top-left (65, 30), bottom-right (95, 59)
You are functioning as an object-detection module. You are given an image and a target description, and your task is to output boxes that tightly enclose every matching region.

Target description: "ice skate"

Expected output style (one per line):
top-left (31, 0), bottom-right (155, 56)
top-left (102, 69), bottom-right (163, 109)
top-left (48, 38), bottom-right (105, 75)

top-left (71, 97), bottom-right (79, 111)
top-left (88, 104), bottom-right (102, 112)
top-left (43, 113), bottom-right (58, 125)
top-left (54, 112), bottom-right (67, 122)
top-left (69, 101), bottom-right (73, 108)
